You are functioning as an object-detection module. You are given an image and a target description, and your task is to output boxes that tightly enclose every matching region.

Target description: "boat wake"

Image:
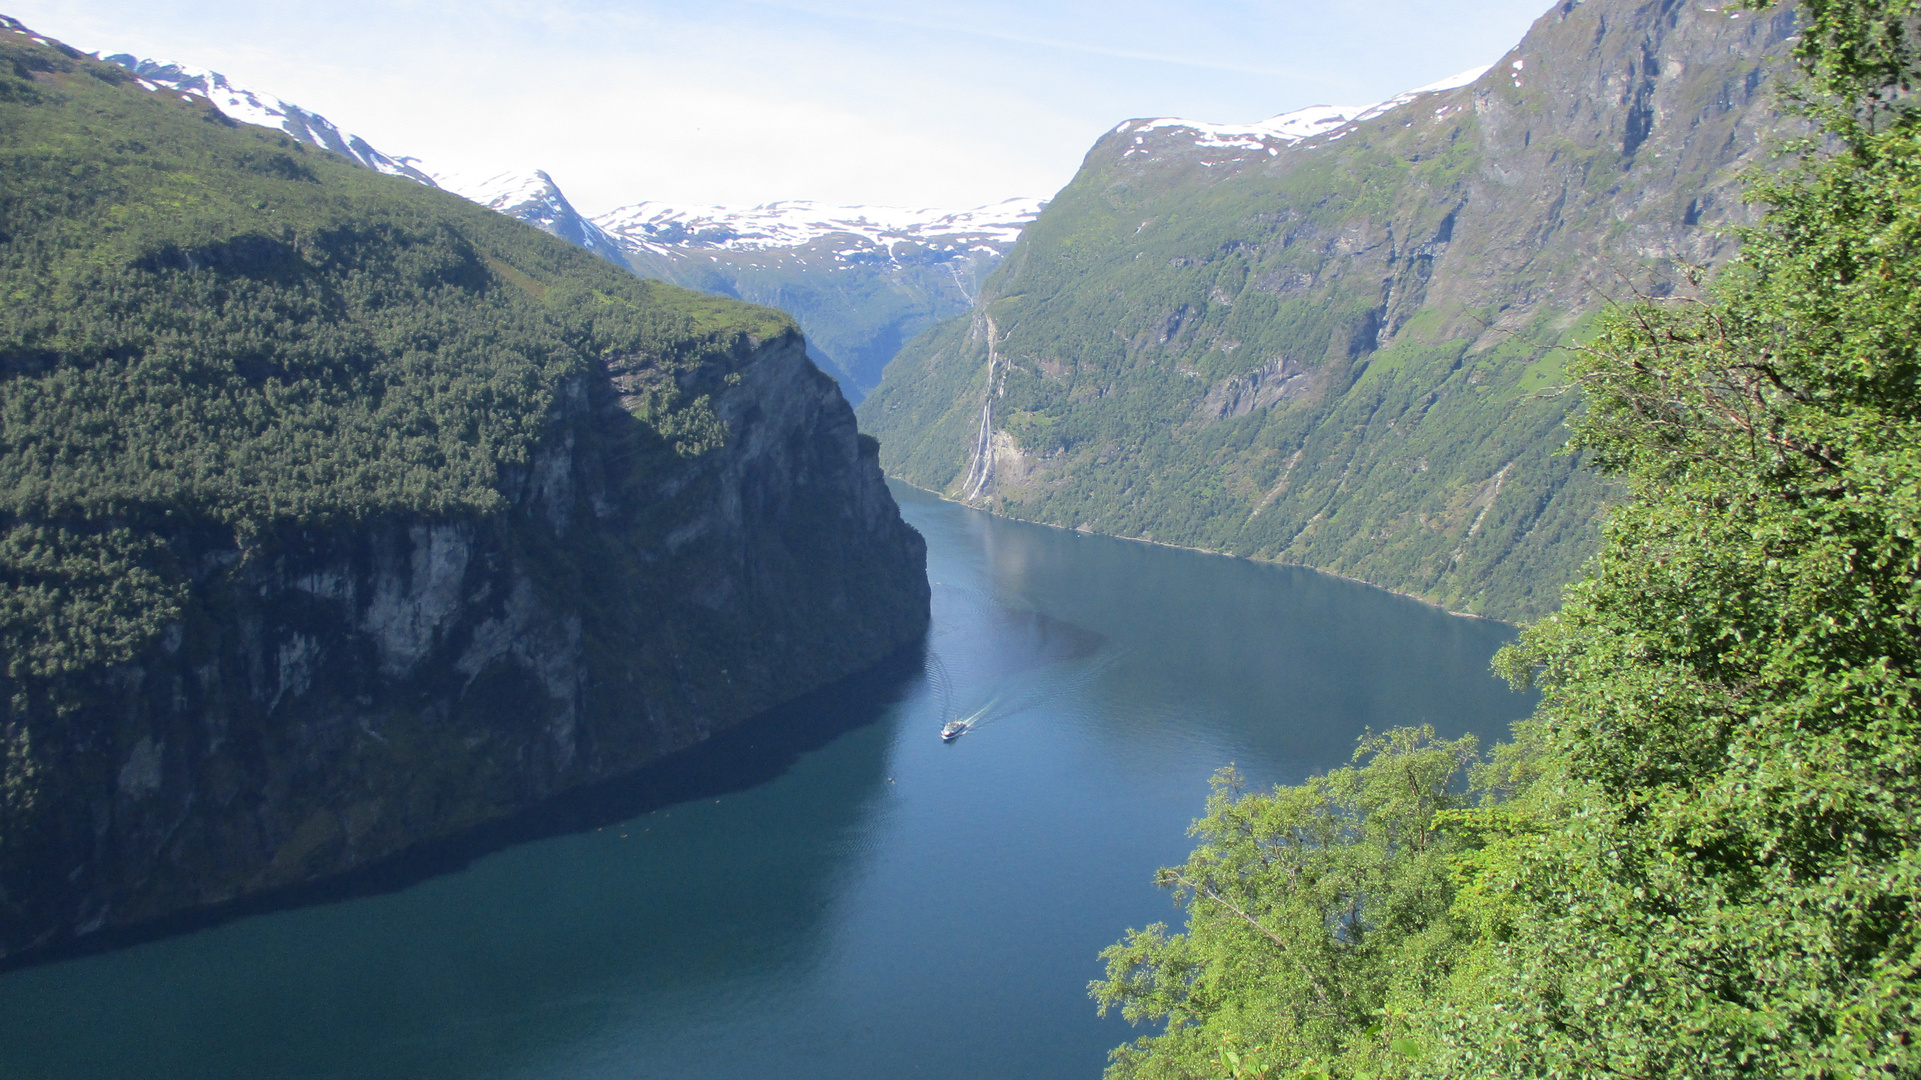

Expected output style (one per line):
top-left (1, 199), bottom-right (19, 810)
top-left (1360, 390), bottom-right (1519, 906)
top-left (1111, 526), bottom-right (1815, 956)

top-left (926, 648), bottom-right (1121, 742)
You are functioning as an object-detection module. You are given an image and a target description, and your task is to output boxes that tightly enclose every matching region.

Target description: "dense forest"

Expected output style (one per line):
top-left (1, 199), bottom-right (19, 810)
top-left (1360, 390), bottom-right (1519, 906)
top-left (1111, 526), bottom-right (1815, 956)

top-left (1090, 0), bottom-right (1921, 1075)
top-left (0, 27), bottom-right (789, 718)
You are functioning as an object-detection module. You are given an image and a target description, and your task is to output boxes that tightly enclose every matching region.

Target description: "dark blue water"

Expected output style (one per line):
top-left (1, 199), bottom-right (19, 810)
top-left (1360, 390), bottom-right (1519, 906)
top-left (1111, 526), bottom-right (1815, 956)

top-left (0, 482), bottom-right (1534, 1079)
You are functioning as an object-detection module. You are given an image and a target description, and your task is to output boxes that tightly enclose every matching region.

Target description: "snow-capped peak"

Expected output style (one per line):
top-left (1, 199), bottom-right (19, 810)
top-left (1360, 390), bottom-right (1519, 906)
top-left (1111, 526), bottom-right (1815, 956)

top-left (99, 55), bottom-right (435, 185)
top-left (431, 168), bottom-right (627, 261)
top-left (431, 168), bottom-right (567, 214)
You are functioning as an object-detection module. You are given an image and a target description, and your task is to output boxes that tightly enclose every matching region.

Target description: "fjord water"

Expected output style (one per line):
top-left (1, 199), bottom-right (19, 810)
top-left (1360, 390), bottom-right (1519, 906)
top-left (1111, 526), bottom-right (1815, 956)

top-left (0, 483), bottom-right (1533, 1079)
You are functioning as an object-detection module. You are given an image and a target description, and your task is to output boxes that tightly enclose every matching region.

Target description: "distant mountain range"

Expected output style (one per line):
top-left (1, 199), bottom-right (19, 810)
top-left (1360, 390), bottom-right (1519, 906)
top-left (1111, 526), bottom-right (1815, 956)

top-left (99, 52), bottom-right (1042, 398)
top-left (604, 198), bottom-right (1045, 396)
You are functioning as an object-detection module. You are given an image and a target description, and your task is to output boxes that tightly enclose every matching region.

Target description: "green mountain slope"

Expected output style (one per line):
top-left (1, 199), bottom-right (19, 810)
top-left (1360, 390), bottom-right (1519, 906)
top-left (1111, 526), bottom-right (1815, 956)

top-left (860, 0), bottom-right (1796, 620)
top-left (0, 20), bottom-right (926, 960)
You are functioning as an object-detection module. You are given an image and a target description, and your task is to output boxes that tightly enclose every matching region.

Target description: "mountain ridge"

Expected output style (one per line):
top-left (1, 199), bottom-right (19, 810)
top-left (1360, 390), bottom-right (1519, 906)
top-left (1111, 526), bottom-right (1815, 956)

top-left (859, 0), bottom-right (1798, 621)
top-left (101, 54), bottom-right (437, 185)
top-left (1118, 63), bottom-right (1492, 157)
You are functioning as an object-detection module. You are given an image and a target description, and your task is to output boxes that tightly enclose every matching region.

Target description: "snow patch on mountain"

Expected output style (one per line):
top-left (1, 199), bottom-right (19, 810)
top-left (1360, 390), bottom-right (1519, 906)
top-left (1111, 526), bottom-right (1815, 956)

top-left (1355, 64), bottom-right (1495, 121)
top-left (595, 198), bottom-right (1046, 259)
top-left (2, 15), bottom-right (59, 48)
top-left (1120, 63), bottom-right (1496, 156)
top-left (99, 55), bottom-right (436, 185)
top-left (1125, 104), bottom-right (1365, 152)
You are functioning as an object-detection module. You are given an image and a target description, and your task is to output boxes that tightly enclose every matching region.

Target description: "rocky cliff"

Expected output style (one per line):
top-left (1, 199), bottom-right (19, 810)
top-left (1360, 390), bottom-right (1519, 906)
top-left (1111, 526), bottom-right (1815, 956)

top-left (0, 22), bottom-right (927, 962)
top-left (860, 0), bottom-right (1799, 620)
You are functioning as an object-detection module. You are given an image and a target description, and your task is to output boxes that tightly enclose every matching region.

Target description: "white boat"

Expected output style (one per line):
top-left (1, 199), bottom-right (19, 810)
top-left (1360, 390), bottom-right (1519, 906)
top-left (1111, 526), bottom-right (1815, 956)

top-left (940, 719), bottom-right (968, 741)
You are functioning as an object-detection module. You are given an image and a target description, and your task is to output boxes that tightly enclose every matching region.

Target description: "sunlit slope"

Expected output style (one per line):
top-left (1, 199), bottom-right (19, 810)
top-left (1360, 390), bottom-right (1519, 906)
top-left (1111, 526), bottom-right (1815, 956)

top-left (861, 0), bottom-right (1795, 619)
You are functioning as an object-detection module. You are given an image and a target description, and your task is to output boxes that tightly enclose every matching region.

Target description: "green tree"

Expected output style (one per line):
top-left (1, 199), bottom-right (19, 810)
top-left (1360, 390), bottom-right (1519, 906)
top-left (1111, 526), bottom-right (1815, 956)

top-left (1096, 1), bottom-right (1921, 1075)
top-left (1430, 0), bottom-right (1921, 1070)
top-left (1091, 728), bottom-right (1481, 1079)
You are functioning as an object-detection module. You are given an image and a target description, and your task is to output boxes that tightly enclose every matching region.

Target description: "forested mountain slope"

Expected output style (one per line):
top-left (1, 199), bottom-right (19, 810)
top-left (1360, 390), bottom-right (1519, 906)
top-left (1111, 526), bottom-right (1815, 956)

top-left (860, 0), bottom-right (1797, 620)
top-left (0, 19), bottom-right (927, 961)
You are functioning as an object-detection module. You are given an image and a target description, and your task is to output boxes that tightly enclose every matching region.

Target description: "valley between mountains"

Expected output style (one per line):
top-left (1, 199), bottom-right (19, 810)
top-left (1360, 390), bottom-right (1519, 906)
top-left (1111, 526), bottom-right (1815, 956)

top-left (0, 0), bottom-right (1804, 951)
top-left (103, 0), bottom-right (1796, 623)
top-left (101, 54), bottom-right (1047, 404)
top-left (6, 2), bottom-right (1920, 1078)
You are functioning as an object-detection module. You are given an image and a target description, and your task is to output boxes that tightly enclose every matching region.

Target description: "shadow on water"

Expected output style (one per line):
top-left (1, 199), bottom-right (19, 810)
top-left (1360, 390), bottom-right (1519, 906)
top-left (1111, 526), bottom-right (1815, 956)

top-left (2, 639), bottom-right (927, 975)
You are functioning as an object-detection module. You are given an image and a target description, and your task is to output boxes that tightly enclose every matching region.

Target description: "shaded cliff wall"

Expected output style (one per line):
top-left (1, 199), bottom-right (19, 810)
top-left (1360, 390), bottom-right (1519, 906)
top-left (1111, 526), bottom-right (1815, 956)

top-left (1, 328), bottom-right (925, 960)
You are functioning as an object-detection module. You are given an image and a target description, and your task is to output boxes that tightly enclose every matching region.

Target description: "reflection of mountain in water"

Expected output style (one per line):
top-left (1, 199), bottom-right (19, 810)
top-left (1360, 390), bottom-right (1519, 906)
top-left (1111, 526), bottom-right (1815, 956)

top-left (0, 651), bottom-right (924, 1079)
top-left (913, 482), bottom-right (1533, 784)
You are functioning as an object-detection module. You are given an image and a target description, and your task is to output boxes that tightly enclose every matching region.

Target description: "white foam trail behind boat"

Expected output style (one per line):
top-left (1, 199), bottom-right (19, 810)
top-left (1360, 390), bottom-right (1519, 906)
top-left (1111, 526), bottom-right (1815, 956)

top-left (947, 650), bottom-right (1124, 736)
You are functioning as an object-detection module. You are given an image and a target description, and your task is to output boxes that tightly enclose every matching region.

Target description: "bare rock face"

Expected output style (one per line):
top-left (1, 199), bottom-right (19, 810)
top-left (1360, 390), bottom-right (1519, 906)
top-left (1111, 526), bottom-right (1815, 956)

top-left (1198, 358), bottom-right (1311, 420)
top-left (0, 329), bottom-right (927, 962)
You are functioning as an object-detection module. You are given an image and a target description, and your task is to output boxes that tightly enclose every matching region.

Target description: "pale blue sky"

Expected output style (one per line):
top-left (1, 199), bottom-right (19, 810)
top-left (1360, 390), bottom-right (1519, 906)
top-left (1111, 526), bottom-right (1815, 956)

top-left (11, 0), bottom-right (1549, 212)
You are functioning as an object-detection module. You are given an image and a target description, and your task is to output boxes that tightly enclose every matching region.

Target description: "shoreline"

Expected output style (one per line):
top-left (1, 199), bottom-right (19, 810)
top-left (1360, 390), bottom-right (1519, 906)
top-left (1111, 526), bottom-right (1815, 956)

top-left (883, 476), bottom-right (1515, 627)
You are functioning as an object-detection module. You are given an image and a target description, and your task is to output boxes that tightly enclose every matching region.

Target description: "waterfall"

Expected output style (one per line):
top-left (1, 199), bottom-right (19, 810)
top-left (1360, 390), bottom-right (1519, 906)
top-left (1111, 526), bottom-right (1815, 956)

top-left (959, 316), bottom-right (1001, 501)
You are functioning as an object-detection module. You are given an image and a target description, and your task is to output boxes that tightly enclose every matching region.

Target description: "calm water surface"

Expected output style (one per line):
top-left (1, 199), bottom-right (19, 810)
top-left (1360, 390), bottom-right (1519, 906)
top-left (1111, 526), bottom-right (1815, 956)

top-left (0, 482), bottom-right (1534, 1079)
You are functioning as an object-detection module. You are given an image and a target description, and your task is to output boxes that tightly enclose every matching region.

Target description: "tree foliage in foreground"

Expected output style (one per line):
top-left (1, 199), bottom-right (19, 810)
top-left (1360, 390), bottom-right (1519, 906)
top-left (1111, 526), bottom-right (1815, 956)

top-left (1092, 0), bottom-right (1921, 1074)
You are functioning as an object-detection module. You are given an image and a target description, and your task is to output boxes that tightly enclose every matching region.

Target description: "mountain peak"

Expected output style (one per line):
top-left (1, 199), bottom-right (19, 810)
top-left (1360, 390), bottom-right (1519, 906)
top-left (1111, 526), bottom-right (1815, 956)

top-left (430, 168), bottom-right (628, 263)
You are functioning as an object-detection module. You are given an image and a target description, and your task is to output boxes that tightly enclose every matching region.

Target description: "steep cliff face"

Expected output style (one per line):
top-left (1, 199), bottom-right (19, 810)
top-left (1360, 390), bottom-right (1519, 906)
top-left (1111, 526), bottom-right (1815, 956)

top-left (4, 329), bottom-right (923, 960)
top-left (0, 25), bottom-right (927, 962)
top-left (860, 0), bottom-right (1798, 620)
